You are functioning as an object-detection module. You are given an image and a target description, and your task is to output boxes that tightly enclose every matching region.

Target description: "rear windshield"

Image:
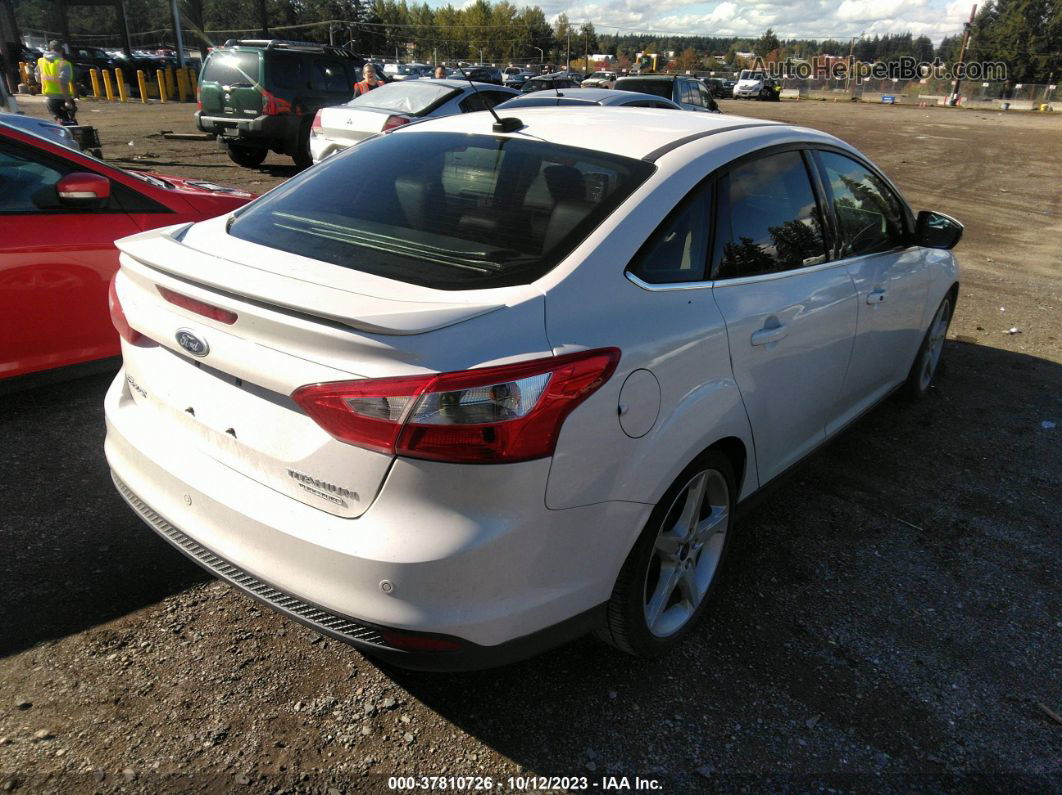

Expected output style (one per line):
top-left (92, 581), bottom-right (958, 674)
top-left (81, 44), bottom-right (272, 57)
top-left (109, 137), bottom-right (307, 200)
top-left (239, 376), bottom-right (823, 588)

top-left (202, 51), bottom-right (261, 86)
top-left (616, 79), bottom-right (671, 99)
top-left (499, 96), bottom-right (595, 108)
top-left (347, 81), bottom-right (458, 115)
top-left (228, 131), bottom-right (654, 290)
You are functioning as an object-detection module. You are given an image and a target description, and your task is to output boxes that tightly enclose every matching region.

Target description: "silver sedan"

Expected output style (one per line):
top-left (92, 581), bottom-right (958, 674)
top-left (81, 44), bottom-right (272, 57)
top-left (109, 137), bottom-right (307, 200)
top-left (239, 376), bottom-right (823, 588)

top-left (309, 79), bottom-right (517, 163)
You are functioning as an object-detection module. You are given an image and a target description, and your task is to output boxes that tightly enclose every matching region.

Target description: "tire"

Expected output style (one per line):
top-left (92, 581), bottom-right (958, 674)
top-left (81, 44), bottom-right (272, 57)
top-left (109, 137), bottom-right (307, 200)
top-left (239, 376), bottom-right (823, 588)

top-left (227, 144), bottom-right (267, 168)
top-left (597, 450), bottom-right (736, 658)
top-left (292, 119), bottom-right (313, 170)
top-left (902, 292), bottom-right (954, 400)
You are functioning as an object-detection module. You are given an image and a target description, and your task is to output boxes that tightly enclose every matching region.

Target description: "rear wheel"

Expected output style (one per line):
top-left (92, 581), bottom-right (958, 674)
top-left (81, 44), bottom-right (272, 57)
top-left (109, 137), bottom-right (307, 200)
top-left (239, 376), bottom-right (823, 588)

top-left (227, 144), bottom-right (267, 168)
top-left (903, 293), bottom-right (953, 399)
top-left (292, 118), bottom-right (313, 170)
top-left (597, 451), bottom-right (735, 657)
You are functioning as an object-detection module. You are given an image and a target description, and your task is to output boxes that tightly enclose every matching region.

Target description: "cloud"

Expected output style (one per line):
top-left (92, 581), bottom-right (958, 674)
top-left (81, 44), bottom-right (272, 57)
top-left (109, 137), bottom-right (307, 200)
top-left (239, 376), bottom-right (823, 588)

top-left (507, 0), bottom-right (968, 42)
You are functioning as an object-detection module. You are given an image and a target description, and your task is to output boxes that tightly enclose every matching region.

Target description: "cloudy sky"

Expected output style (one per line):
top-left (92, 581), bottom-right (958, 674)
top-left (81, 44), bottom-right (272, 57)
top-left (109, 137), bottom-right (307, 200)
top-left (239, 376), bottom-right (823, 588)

top-left (441, 0), bottom-right (976, 43)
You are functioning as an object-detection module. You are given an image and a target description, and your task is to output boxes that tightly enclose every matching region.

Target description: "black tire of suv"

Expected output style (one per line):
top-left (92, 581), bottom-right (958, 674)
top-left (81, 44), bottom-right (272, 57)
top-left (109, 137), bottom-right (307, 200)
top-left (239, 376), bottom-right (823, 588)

top-left (292, 118), bottom-right (313, 170)
top-left (227, 145), bottom-right (267, 168)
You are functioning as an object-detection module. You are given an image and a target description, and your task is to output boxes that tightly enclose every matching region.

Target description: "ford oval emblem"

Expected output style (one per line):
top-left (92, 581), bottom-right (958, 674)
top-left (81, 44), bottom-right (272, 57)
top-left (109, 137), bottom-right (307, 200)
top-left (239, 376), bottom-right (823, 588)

top-left (175, 328), bottom-right (209, 357)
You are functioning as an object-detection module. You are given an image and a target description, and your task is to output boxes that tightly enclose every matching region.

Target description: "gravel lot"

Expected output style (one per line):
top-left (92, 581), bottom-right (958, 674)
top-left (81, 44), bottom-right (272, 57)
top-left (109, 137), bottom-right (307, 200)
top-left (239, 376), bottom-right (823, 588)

top-left (1, 96), bottom-right (1060, 793)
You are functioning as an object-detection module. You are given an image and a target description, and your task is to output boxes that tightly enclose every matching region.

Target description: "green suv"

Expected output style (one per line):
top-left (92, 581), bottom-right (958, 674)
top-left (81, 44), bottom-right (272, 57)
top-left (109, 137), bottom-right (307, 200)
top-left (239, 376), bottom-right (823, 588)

top-left (196, 40), bottom-right (362, 169)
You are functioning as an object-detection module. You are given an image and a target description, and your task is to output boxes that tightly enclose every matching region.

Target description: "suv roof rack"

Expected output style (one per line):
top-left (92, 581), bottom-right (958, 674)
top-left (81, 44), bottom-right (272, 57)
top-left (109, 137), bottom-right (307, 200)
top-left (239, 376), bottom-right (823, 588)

top-left (221, 39), bottom-right (359, 59)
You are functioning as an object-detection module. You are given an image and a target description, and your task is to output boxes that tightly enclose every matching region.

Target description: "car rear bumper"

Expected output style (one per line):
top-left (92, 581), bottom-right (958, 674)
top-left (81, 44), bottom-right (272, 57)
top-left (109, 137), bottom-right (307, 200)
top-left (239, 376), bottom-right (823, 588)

top-left (195, 112), bottom-right (295, 145)
top-left (104, 370), bottom-right (646, 667)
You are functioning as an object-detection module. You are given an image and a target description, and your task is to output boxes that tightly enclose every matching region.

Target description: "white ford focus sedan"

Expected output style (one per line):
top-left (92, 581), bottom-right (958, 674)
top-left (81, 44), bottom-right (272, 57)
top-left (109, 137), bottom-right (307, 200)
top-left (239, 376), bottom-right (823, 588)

top-left (104, 107), bottom-right (961, 670)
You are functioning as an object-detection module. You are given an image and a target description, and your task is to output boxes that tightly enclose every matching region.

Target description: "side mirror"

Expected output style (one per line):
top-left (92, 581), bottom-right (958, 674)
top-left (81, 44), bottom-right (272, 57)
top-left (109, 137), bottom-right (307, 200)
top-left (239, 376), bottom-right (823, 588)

top-left (914, 210), bottom-right (963, 250)
top-left (55, 172), bottom-right (111, 210)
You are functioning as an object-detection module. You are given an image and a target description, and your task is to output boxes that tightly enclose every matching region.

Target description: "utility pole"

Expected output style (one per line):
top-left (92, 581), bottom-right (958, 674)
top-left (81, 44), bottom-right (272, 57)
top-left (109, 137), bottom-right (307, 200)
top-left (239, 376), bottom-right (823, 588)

top-left (256, 0), bottom-right (268, 38)
top-left (845, 32), bottom-right (862, 95)
top-left (565, 29), bottom-right (570, 71)
top-left (0, 0), bottom-right (22, 92)
top-left (170, 0), bottom-right (186, 67)
top-left (950, 4), bottom-right (977, 105)
top-left (583, 23), bottom-right (588, 74)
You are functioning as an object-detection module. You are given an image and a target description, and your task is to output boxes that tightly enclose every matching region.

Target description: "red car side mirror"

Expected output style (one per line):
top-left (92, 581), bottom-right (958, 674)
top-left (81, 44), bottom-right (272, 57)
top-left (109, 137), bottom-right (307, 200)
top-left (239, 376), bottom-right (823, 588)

top-left (55, 172), bottom-right (111, 209)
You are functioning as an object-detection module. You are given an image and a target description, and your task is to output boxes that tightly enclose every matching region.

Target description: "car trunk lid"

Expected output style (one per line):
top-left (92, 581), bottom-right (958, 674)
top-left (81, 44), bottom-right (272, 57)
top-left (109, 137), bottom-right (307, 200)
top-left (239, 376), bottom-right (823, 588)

top-left (112, 222), bottom-right (544, 518)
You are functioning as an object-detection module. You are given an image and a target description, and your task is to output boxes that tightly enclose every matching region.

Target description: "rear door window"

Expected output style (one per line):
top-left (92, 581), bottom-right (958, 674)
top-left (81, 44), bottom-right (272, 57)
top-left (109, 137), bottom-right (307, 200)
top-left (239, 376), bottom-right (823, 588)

top-left (227, 131), bottom-right (655, 290)
top-left (815, 151), bottom-right (906, 257)
top-left (269, 54), bottom-right (305, 91)
top-left (311, 58), bottom-right (349, 93)
top-left (712, 150), bottom-right (828, 279)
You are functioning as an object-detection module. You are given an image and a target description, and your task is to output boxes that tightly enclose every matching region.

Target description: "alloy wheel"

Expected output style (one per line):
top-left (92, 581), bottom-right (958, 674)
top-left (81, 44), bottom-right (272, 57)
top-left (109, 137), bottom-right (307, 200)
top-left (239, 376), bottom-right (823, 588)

top-left (643, 469), bottom-right (730, 638)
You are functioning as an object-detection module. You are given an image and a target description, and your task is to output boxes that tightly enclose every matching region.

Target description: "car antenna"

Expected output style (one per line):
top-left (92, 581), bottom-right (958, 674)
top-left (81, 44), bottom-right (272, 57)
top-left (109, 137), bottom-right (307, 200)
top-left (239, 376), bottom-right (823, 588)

top-left (456, 66), bottom-right (524, 133)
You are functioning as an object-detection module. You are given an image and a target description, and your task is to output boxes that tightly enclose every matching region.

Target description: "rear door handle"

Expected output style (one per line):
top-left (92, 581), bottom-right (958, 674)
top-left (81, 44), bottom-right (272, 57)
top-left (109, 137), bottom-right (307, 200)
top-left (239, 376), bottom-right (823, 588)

top-left (751, 324), bottom-right (788, 346)
top-left (867, 289), bottom-right (887, 304)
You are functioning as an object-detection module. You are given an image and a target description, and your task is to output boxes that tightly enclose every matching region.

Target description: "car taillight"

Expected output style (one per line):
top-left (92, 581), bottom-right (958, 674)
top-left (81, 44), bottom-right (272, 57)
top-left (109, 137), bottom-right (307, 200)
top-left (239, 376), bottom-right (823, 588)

top-left (108, 274), bottom-right (155, 347)
top-left (310, 110), bottom-right (323, 137)
top-left (382, 114), bottom-right (412, 132)
top-left (157, 285), bottom-right (237, 325)
top-left (292, 348), bottom-right (620, 463)
top-left (261, 90), bottom-right (291, 116)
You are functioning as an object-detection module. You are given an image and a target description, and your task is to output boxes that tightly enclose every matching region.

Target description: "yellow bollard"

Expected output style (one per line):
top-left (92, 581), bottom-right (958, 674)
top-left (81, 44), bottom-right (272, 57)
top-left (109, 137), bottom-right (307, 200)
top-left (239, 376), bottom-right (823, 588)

top-left (89, 68), bottom-right (102, 99)
top-left (102, 68), bottom-right (115, 101)
top-left (166, 67), bottom-right (176, 100)
top-left (185, 67), bottom-right (197, 98)
top-left (156, 69), bottom-right (167, 103)
top-left (115, 68), bottom-right (128, 102)
top-left (137, 69), bottom-right (149, 103)
top-left (175, 68), bottom-right (188, 102)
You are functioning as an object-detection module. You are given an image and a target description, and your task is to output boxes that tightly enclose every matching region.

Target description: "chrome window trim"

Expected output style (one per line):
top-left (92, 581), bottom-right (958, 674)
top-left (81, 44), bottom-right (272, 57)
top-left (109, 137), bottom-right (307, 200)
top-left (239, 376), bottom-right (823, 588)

top-left (710, 258), bottom-right (849, 289)
top-left (625, 270), bottom-right (714, 292)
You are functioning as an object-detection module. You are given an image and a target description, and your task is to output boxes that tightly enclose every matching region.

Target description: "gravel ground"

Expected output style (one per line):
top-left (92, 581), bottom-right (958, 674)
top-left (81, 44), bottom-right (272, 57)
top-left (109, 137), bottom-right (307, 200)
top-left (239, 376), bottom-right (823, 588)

top-left (1, 96), bottom-right (1059, 793)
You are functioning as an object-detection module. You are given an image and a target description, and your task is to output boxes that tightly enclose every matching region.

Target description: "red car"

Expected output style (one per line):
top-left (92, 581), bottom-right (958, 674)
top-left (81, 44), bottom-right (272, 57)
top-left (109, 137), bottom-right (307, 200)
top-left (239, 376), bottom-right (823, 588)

top-left (0, 122), bottom-right (254, 384)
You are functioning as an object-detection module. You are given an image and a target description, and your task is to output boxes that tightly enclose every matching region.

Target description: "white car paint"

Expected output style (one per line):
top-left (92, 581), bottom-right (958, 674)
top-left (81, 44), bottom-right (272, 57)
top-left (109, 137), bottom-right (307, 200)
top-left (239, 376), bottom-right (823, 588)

top-left (309, 79), bottom-right (517, 163)
top-left (104, 107), bottom-right (959, 666)
top-left (733, 70), bottom-right (767, 98)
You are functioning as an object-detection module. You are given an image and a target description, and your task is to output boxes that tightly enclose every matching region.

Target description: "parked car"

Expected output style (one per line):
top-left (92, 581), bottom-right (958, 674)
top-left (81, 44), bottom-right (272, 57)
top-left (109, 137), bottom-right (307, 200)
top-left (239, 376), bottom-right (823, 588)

top-left (310, 79), bottom-right (517, 163)
top-left (0, 112), bottom-right (78, 149)
top-left (0, 123), bottom-right (253, 384)
top-left (104, 107), bottom-right (961, 670)
top-left (496, 87), bottom-right (680, 110)
top-left (455, 65), bottom-right (503, 85)
top-left (521, 72), bottom-right (581, 93)
top-left (733, 69), bottom-right (780, 100)
top-left (69, 45), bottom-right (115, 93)
top-left (580, 71), bottom-right (618, 88)
top-left (196, 39), bottom-right (362, 169)
top-left (383, 62), bottom-right (430, 81)
top-left (702, 77), bottom-right (733, 98)
top-left (503, 71), bottom-right (536, 89)
top-left (615, 74), bottom-right (720, 112)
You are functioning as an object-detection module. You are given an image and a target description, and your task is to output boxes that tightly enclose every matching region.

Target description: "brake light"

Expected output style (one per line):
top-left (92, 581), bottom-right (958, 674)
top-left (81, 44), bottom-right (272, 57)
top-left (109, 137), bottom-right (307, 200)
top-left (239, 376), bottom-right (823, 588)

top-left (310, 110), bottom-right (324, 137)
top-left (382, 114), bottom-right (412, 132)
top-left (157, 285), bottom-right (237, 325)
top-left (108, 274), bottom-right (154, 346)
top-left (292, 348), bottom-right (620, 463)
top-left (261, 90), bottom-right (292, 116)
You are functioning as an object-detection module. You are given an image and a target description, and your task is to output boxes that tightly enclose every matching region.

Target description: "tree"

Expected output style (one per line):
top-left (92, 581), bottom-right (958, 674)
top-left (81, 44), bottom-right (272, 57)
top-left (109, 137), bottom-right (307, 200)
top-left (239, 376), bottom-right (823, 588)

top-left (754, 27), bottom-right (780, 57)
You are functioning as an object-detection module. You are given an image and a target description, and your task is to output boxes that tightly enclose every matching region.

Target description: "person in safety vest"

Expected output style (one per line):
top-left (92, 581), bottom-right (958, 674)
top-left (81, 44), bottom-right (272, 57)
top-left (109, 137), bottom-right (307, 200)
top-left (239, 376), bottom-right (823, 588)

top-left (353, 63), bottom-right (381, 96)
top-left (35, 40), bottom-right (77, 124)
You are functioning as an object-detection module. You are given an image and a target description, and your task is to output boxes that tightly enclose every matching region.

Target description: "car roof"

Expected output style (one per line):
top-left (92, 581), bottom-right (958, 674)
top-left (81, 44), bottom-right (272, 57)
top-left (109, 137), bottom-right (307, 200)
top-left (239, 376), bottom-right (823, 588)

top-left (618, 75), bottom-right (680, 82)
top-left (500, 87), bottom-right (677, 107)
top-left (387, 78), bottom-right (504, 90)
top-left (397, 106), bottom-right (789, 161)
